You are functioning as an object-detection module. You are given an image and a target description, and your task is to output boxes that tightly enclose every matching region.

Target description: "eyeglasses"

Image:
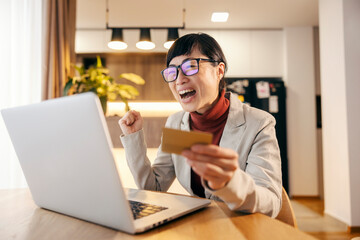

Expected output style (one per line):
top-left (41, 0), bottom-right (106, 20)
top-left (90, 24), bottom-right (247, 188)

top-left (161, 58), bottom-right (219, 83)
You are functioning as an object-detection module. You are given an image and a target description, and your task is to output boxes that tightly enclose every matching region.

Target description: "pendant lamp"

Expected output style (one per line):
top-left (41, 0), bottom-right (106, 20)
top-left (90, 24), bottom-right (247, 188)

top-left (136, 28), bottom-right (155, 50)
top-left (108, 28), bottom-right (128, 50)
top-left (164, 28), bottom-right (179, 49)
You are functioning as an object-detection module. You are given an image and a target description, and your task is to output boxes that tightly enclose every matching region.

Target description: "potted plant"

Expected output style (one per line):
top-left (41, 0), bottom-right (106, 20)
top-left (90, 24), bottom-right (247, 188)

top-left (63, 56), bottom-right (145, 114)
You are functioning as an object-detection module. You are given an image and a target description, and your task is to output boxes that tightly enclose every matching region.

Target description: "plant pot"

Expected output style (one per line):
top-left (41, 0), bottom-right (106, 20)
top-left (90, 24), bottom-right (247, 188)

top-left (99, 96), bottom-right (107, 115)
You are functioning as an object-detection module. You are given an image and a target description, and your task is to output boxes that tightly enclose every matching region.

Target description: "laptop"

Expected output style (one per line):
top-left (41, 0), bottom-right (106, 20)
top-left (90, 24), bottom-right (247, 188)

top-left (1, 92), bottom-right (211, 234)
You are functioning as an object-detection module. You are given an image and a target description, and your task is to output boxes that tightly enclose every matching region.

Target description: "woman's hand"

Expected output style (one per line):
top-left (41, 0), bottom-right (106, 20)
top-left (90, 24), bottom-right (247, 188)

top-left (181, 144), bottom-right (238, 190)
top-left (118, 110), bottom-right (143, 135)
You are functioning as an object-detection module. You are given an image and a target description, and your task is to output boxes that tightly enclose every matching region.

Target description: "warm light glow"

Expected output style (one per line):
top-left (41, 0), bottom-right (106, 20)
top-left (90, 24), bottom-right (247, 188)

top-left (211, 12), bottom-right (229, 22)
top-left (136, 41), bottom-right (155, 50)
top-left (107, 102), bottom-right (182, 117)
top-left (164, 40), bottom-right (175, 49)
top-left (108, 41), bottom-right (128, 50)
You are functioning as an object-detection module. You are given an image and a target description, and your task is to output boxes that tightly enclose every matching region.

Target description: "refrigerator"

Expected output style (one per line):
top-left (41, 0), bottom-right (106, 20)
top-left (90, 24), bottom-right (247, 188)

top-left (225, 77), bottom-right (289, 193)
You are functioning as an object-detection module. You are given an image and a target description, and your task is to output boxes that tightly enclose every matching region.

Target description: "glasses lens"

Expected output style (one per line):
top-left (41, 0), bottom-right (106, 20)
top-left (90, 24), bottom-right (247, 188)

top-left (181, 59), bottom-right (198, 76)
top-left (163, 67), bottom-right (177, 82)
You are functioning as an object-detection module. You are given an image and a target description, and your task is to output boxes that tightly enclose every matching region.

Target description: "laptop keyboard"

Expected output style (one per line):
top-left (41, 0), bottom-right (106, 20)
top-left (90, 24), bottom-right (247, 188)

top-left (129, 200), bottom-right (168, 220)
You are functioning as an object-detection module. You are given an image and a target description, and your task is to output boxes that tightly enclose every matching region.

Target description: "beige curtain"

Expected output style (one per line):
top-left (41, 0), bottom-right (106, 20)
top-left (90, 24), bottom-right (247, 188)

top-left (42, 0), bottom-right (76, 100)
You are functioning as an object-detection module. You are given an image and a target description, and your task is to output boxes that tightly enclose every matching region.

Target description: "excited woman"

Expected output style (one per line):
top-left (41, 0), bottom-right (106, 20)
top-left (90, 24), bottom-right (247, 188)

top-left (119, 33), bottom-right (282, 217)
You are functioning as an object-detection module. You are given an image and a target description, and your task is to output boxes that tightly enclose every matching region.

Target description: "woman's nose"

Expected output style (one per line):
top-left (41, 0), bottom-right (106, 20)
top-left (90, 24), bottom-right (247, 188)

top-left (175, 70), bottom-right (188, 85)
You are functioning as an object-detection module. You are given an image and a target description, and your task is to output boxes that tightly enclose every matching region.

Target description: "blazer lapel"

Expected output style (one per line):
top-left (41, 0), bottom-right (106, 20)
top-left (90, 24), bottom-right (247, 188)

top-left (179, 112), bottom-right (193, 194)
top-left (206, 93), bottom-right (246, 199)
top-left (180, 112), bottom-right (191, 131)
top-left (219, 92), bottom-right (246, 150)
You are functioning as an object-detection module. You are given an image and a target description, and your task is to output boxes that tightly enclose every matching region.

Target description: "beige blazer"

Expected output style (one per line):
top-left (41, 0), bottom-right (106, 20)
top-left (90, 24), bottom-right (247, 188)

top-left (121, 92), bottom-right (282, 217)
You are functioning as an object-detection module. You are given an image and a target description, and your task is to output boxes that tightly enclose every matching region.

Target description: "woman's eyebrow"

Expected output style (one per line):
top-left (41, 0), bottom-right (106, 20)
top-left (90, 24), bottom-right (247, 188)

top-left (182, 57), bottom-right (192, 63)
top-left (169, 57), bottom-right (192, 67)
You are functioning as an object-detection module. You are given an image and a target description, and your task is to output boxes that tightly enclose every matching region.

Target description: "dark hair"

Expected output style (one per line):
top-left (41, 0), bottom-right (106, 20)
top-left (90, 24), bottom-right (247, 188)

top-left (166, 33), bottom-right (228, 95)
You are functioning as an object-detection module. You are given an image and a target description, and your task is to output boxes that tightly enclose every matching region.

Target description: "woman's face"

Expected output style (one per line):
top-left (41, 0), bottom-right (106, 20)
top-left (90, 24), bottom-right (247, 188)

top-left (168, 48), bottom-right (225, 114)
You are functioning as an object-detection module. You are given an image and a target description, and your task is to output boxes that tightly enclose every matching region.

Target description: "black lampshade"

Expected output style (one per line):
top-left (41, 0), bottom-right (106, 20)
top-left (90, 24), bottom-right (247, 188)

top-left (164, 28), bottom-right (179, 49)
top-left (139, 28), bottom-right (151, 41)
top-left (167, 28), bottom-right (179, 41)
top-left (111, 28), bottom-right (124, 41)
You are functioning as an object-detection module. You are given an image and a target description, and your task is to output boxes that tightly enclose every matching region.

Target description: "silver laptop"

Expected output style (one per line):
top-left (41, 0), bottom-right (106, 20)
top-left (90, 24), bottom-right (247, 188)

top-left (1, 92), bottom-right (210, 234)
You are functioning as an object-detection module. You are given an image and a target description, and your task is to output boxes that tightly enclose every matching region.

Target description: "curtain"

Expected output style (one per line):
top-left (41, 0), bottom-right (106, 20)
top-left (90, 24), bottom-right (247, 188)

top-left (0, 0), bottom-right (43, 189)
top-left (0, 0), bottom-right (76, 189)
top-left (42, 0), bottom-right (76, 100)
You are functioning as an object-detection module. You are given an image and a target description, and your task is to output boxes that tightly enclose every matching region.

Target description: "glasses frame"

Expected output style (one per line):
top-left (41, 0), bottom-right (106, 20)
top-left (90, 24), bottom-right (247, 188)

top-left (161, 58), bottom-right (219, 83)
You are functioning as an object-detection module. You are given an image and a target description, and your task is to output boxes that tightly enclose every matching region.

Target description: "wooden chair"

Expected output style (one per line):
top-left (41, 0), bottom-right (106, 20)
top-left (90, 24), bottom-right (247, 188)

top-left (275, 187), bottom-right (298, 228)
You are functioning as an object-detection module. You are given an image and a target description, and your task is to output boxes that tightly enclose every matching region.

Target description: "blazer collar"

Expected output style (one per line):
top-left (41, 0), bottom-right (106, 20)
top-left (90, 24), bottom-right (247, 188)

top-left (180, 92), bottom-right (246, 130)
top-left (226, 92), bottom-right (246, 128)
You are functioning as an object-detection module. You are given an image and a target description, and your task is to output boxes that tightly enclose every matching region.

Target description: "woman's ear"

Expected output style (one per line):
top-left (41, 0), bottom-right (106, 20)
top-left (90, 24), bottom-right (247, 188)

top-left (217, 62), bottom-right (225, 80)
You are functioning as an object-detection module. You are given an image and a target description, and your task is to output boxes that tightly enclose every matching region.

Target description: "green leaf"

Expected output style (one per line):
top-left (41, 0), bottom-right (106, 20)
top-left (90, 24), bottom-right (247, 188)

top-left (118, 73), bottom-right (145, 85)
top-left (76, 82), bottom-right (84, 93)
top-left (119, 97), bottom-right (130, 112)
top-left (96, 55), bottom-right (102, 68)
top-left (90, 69), bottom-right (97, 80)
top-left (125, 102), bottom-right (130, 112)
top-left (74, 65), bottom-right (85, 75)
top-left (107, 92), bottom-right (117, 101)
top-left (97, 67), bottom-right (109, 75)
top-left (118, 89), bottom-right (133, 99)
top-left (65, 57), bottom-right (144, 112)
top-left (63, 77), bottom-right (74, 96)
top-left (118, 84), bottom-right (140, 97)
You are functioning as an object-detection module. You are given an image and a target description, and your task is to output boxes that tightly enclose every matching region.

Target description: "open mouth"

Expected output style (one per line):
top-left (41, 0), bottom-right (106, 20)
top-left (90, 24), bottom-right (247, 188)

top-left (179, 89), bottom-right (196, 99)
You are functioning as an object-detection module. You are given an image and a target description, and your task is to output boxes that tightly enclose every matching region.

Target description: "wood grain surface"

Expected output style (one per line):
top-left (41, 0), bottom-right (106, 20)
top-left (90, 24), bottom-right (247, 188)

top-left (0, 189), bottom-right (316, 240)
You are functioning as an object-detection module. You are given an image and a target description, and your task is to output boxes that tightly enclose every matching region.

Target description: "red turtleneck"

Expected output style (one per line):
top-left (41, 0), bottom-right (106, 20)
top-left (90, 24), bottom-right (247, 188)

top-left (189, 90), bottom-right (230, 197)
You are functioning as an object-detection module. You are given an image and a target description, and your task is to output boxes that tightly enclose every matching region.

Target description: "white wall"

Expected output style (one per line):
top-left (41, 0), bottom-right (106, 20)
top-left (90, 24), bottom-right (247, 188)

top-left (319, 0), bottom-right (360, 226)
top-left (183, 29), bottom-right (284, 77)
top-left (284, 27), bottom-right (318, 196)
top-left (343, 0), bottom-right (360, 226)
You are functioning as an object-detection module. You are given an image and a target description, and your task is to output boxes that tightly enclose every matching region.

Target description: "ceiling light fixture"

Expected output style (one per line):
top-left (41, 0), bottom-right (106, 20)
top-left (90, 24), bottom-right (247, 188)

top-left (108, 28), bottom-right (128, 50)
top-left (105, 1), bottom-right (184, 50)
top-left (211, 12), bottom-right (229, 22)
top-left (164, 28), bottom-right (179, 49)
top-left (136, 28), bottom-right (156, 50)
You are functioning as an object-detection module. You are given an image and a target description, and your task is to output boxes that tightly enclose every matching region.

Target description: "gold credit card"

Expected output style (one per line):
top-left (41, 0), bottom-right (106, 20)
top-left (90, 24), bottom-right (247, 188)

top-left (161, 127), bottom-right (213, 155)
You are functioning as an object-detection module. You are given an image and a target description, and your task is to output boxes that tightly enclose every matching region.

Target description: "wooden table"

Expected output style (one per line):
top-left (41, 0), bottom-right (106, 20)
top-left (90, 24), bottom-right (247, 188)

top-left (0, 189), bottom-right (316, 240)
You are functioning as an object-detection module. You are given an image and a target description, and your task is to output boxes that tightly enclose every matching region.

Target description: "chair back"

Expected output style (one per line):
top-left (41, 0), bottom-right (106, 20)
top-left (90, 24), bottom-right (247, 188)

top-left (275, 187), bottom-right (298, 228)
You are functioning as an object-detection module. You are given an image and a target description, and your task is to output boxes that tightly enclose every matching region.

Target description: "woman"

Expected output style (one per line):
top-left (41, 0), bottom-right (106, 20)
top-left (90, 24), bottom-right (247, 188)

top-left (119, 33), bottom-right (282, 217)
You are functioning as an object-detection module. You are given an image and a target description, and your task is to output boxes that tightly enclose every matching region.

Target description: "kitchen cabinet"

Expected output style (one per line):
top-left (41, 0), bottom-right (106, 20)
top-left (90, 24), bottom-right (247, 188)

top-left (76, 29), bottom-right (284, 77)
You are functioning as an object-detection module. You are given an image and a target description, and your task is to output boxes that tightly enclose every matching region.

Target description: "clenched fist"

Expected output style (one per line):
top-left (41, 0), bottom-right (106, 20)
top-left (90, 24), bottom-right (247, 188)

top-left (118, 110), bottom-right (143, 135)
